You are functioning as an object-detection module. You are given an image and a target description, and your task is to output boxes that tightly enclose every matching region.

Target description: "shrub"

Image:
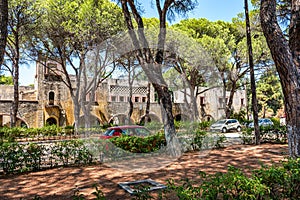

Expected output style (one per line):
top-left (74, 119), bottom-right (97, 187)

top-left (0, 140), bottom-right (93, 174)
top-left (165, 159), bottom-right (300, 200)
top-left (167, 166), bottom-right (268, 200)
top-left (254, 158), bottom-right (300, 199)
top-left (109, 133), bottom-right (166, 153)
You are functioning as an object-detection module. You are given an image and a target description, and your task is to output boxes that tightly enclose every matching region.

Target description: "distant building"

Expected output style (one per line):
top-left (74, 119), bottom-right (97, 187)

top-left (0, 58), bottom-right (246, 128)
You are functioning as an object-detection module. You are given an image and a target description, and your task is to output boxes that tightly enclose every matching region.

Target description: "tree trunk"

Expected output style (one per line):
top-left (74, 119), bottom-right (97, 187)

top-left (153, 83), bottom-right (181, 157)
top-left (144, 82), bottom-right (151, 125)
top-left (128, 86), bottom-right (133, 124)
top-left (221, 72), bottom-right (227, 117)
top-left (189, 86), bottom-right (198, 121)
top-left (10, 30), bottom-right (20, 127)
top-left (225, 81), bottom-right (236, 119)
top-left (245, 0), bottom-right (260, 144)
top-left (73, 63), bottom-right (83, 134)
top-left (11, 60), bottom-right (19, 127)
top-left (260, 0), bottom-right (300, 157)
top-left (0, 0), bottom-right (8, 65)
top-left (120, 0), bottom-right (182, 157)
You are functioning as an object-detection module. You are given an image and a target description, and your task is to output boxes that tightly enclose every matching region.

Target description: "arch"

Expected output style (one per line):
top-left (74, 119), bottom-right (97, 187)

top-left (139, 113), bottom-right (161, 125)
top-left (20, 121), bottom-right (28, 128)
top-left (174, 114), bottom-right (190, 122)
top-left (78, 114), bottom-right (101, 128)
top-left (108, 114), bottom-right (134, 125)
top-left (201, 114), bottom-right (214, 122)
top-left (48, 91), bottom-right (55, 105)
top-left (46, 117), bottom-right (57, 126)
top-left (0, 113), bottom-right (29, 128)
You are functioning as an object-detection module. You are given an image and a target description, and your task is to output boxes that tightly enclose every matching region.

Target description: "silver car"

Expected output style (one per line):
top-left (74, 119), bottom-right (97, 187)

top-left (210, 119), bottom-right (242, 133)
top-left (248, 118), bottom-right (274, 128)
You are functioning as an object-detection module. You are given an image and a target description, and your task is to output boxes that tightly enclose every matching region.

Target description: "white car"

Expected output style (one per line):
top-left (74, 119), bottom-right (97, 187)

top-left (248, 118), bottom-right (274, 128)
top-left (210, 119), bottom-right (242, 133)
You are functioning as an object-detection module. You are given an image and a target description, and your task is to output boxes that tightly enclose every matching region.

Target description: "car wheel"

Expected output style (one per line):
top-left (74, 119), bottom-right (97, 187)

top-left (237, 126), bottom-right (242, 132)
top-left (222, 127), bottom-right (227, 133)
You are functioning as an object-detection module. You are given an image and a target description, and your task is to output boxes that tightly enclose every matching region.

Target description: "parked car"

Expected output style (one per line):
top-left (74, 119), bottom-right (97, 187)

top-left (248, 118), bottom-right (274, 128)
top-left (100, 125), bottom-right (152, 139)
top-left (210, 119), bottom-right (242, 133)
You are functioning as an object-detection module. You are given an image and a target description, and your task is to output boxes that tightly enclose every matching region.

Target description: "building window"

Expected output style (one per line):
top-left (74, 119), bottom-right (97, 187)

top-left (135, 97), bottom-right (139, 102)
top-left (241, 98), bottom-right (244, 106)
top-left (154, 92), bottom-right (158, 102)
top-left (111, 96), bottom-right (116, 102)
top-left (142, 97), bottom-right (147, 102)
top-left (49, 91), bottom-right (55, 105)
top-left (46, 63), bottom-right (57, 74)
top-left (200, 97), bottom-right (205, 105)
top-left (218, 97), bottom-right (228, 108)
top-left (119, 96), bottom-right (124, 102)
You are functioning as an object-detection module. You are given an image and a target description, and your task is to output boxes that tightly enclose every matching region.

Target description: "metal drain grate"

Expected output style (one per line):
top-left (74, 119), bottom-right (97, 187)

top-left (118, 179), bottom-right (167, 195)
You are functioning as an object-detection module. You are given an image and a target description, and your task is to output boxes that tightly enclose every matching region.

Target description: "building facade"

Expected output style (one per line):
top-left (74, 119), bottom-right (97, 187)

top-left (0, 58), bottom-right (246, 128)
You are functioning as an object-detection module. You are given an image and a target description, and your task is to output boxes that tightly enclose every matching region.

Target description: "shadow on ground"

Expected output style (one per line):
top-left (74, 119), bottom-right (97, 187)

top-left (0, 143), bottom-right (288, 200)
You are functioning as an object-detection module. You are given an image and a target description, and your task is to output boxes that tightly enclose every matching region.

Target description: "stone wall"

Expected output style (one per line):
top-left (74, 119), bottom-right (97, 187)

top-left (0, 100), bottom-right (41, 128)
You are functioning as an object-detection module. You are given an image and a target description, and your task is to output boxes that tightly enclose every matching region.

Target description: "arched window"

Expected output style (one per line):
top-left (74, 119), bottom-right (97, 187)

top-left (49, 91), bottom-right (55, 105)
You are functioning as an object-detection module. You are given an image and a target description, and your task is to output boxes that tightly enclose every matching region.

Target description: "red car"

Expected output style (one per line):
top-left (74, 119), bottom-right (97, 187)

top-left (100, 125), bottom-right (152, 139)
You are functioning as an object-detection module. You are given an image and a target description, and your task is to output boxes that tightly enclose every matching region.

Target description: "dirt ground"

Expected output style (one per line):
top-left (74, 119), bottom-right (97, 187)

top-left (0, 143), bottom-right (288, 200)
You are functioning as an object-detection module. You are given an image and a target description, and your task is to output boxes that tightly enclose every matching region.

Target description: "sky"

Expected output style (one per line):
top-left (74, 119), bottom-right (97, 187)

top-left (19, 0), bottom-right (248, 86)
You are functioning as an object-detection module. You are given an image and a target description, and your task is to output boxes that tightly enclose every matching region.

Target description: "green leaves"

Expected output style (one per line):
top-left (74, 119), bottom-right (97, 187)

top-left (0, 139), bottom-right (93, 174)
top-left (109, 133), bottom-right (166, 153)
top-left (0, 75), bottom-right (13, 85)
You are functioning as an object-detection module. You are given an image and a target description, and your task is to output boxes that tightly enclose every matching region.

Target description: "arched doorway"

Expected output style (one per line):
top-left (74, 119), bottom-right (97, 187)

top-left (174, 114), bottom-right (190, 122)
top-left (46, 117), bottom-right (57, 126)
top-left (139, 113), bottom-right (161, 125)
top-left (79, 114), bottom-right (101, 128)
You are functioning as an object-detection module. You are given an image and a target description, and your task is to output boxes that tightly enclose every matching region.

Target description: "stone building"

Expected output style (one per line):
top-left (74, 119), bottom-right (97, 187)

top-left (0, 58), bottom-right (246, 128)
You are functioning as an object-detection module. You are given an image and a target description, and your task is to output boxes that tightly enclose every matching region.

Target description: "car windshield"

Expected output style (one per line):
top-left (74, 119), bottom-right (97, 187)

top-left (103, 126), bottom-right (151, 137)
top-left (103, 129), bottom-right (113, 136)
top-left (215, 120), bottom-right (226, 124)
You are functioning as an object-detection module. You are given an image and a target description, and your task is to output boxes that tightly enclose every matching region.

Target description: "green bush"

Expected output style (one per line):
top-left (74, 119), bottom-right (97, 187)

top-left (0, 140), bottom-right (93, 174)
top-left (240, 128), bottom-right (254, 144)
top-left (0, 142), bottom-right (46, 173)
top-left (254, 158), bottom-right (300, 199)
top-left (198, 121), bottom-right (212, 130)
top-left (0, 125), bottom-right (79, 142)
top-left (49, 140), bottom-right (93, 166)
top-left (230, 109), bottom-right (247, 124)
top-left (109, 133), bottom-right (166, 153)
top-left (167, 166), bottom-right (268, 200)
top-left (164, 159), bottom-right (300, 200)
top-left (240, 125), bottom-right (287, 145)
top-left (190, 130), bottom-right (207, 150)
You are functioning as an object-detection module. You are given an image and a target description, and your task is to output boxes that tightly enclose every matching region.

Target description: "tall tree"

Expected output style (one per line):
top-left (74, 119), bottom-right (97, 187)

top-left (34, 0), bottom-right (124, 132)
top-left (260, 0), bottom-right (300, 157)
top-left (174, 19), bottom-right (244, 118)
top-left (2, 0), bottom-right (37, 127)
top-left (119, 0), bottom-right (197, 157)
top-left (245, 0), bottom-right (260, 144)
top-left (256, 69), bottom-right (283, 117)
top-left (0, 0), bottom-right (8, 66)
top-left (163, 29), bottom-right (217, 121)
top-left (116, 53), bottom-right (142, 123)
